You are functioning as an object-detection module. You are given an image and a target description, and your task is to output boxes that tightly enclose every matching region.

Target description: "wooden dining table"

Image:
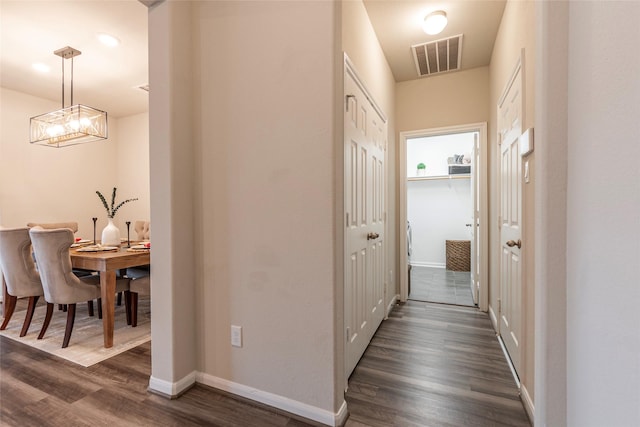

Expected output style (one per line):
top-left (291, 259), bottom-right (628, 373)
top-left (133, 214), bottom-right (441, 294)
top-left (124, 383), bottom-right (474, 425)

top-left (70, 246), bottom-right (150, 348)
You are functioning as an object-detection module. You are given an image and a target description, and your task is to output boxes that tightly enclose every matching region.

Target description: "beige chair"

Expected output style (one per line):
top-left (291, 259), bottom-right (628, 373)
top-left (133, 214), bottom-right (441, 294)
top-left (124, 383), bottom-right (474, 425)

top-left (29, 227), bottom-right (130, 348)
top-left (126, 220), bottom-right (150, 283)
top-left (0, 227), bottom-right (44, 336)
top-left (126, 276), bottom-right (150, 327)
top-left (27, 222), bottom-right (79, 233)
top-left (134, 221), bottom-right (150, 241)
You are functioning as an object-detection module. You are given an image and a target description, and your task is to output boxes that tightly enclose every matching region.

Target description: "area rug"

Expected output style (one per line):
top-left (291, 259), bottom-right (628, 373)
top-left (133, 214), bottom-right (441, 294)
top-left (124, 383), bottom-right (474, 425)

top-left (0, 295), bottom-right (150, 367)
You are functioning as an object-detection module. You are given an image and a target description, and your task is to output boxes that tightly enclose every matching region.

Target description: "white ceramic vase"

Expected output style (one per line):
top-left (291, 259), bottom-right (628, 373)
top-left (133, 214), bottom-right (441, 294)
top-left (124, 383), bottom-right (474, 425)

top-left (101, 218), bottom-right (121, 246)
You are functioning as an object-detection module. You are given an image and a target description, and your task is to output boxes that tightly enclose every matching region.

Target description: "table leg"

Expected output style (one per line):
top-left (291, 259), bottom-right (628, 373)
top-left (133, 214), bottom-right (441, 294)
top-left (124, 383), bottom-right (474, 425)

top-left (100, 270), bottom-right (116, 348)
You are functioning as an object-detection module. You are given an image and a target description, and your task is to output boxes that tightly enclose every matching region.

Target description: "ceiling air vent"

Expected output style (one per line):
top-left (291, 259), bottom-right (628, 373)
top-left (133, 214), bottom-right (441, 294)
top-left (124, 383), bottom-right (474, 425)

top-left (411, 34), bottom-right (463, 77)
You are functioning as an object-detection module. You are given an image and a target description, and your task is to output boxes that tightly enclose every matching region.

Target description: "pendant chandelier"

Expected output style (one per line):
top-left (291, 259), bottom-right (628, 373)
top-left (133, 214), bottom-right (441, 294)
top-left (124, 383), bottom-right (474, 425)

top-left (30, 46), bottom-right (108, 148)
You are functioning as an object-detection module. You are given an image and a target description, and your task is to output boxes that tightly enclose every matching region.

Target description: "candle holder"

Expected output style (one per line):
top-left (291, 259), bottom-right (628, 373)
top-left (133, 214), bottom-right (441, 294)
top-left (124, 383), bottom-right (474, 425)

top-left (92, 217), bottom-right (98, 244)
top-left (126, 221), bottom-right (131, 247)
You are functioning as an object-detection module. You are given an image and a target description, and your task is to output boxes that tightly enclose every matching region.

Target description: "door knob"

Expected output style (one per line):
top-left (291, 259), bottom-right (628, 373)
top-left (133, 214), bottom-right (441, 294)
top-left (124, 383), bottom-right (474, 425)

top-left (506, 239), bottom-right (522, 249)
top-left (367, 232), bottom-right (380, 240)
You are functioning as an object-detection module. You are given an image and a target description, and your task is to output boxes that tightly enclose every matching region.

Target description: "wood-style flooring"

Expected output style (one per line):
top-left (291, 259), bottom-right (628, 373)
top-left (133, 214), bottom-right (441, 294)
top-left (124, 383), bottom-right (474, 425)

top-left (1, 300), bottom-right (530, 426)
top-left (345, 301), bottom-right (531, 426)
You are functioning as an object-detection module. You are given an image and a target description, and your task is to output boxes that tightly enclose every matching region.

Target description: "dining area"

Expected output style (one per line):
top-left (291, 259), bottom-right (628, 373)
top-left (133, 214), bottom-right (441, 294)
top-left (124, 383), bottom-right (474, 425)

top-left (0, 217), bottom-right (151, 365)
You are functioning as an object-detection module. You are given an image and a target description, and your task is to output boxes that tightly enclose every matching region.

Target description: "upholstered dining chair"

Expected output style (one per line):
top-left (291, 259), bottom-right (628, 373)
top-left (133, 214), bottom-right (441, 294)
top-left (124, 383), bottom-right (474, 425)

top-left (0, 227), bottom-right (44, 336)
top-left (29, 227), bottom-right (130, 348)
top-left (134, 220), bottom-right (150, 241)
top-left (26, 221), bottom-right (79, 233)
top-left (126, 276), bottom-right (150, 327)
top-left (26, 221), bottom-right (97, 312)
top-left (125, 220), bottom-right (150, 282)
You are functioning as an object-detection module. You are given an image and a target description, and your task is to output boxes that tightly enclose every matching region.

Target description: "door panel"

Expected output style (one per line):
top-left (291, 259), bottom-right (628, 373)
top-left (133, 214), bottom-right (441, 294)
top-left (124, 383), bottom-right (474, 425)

top-left (498, 63), bottom-right (523, 377)
top-left (345, 67), bottom-right (386, 378)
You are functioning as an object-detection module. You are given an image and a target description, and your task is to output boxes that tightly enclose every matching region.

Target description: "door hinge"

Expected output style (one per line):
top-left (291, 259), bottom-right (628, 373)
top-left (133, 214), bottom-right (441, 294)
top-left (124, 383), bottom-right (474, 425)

top-left (498, 298), bottom-right (502, 313)
top-left (346, 212), bottom-right (349, 228)
top-left (346, 327), bottom-right (350, 342)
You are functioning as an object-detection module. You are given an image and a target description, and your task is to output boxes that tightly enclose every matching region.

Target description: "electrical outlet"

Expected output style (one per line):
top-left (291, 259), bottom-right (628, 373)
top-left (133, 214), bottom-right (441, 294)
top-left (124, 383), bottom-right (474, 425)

top-left (231, 325), bottom-right (242, 348)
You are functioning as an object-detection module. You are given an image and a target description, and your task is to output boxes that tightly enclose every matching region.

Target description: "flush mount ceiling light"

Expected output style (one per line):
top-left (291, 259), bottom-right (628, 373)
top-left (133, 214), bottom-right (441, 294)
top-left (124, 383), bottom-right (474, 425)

top-left (423, 10), bottom-right (448, 35)
top-left (30, 46), bottom-right (107, 148)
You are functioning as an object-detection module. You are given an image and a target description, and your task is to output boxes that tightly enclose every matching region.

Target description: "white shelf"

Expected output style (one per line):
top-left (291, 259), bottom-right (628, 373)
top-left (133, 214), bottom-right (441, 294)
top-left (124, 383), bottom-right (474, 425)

top-left (407, 174), bottom-right (471, 181)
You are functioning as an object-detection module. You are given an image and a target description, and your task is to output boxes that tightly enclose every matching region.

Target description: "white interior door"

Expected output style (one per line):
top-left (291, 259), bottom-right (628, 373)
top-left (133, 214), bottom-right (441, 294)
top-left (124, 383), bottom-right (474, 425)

top-left (470, 133), bottom-right (479, 305)
top-left (344, 65), bottom-right (386, 379)
top-left (497, 61), bottom-right (523, 376)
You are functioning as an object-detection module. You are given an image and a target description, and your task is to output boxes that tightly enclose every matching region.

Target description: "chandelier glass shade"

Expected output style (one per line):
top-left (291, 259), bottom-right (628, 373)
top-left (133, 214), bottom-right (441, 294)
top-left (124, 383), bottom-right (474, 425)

top-left (30, 46), bottom-right (108, 148)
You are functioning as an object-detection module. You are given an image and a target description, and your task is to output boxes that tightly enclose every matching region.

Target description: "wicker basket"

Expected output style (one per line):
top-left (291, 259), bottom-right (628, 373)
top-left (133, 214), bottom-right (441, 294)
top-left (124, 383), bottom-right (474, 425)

top-left (446, 240), bottom-right (471, 271)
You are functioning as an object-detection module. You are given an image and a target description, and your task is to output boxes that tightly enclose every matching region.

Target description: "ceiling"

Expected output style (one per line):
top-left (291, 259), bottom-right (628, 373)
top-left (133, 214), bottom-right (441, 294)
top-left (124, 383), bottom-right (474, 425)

top-left (363, 0), bottom-right (506, 82)
top-left (0, 0), bottom-right (148, 118)
top-left (0, 1), bottom-right (505, 118)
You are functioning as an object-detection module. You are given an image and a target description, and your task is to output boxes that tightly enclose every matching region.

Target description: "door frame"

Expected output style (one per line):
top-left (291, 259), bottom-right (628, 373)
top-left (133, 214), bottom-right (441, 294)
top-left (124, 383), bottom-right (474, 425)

top-left (343, 54), bottom-right (388, 380)
top-left (399, 123), bottom-right (488, 312)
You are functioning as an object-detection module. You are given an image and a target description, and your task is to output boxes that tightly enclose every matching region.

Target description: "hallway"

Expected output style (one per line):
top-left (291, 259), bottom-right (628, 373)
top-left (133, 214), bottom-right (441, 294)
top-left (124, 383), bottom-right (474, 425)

top-left (345, 301), bottom-right (531, 426)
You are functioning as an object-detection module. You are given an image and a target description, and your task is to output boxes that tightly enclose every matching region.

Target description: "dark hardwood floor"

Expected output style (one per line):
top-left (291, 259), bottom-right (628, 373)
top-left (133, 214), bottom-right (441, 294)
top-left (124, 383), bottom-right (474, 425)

top-left (345, 301), bottom-right (531, 426)
top-left (1, 301), bottom-right (530, 427)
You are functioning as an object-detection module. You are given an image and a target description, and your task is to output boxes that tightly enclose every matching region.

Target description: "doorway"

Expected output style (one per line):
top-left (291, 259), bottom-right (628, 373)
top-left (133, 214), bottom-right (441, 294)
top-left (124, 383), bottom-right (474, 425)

top-left (406, 132), bottom-right (476, 306)
top-left (399, 123), bottom-right (488, 312)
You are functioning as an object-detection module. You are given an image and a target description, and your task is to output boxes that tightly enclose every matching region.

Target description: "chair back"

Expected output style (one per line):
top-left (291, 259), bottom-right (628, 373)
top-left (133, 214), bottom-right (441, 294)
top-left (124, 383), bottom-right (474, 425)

top-left (29, 227), bottom-right (95, 304)
top-left (27, 222), bottom-right (79, 233)
top-left (0, 227), bottom-right (43, 298)
top-left (134, 220), bottom-right (150, 240)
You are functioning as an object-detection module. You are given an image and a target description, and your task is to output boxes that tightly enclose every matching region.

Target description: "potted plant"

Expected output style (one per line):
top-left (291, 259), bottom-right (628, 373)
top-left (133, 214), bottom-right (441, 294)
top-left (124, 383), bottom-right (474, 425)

top-left (96, 188), bottom-right (138, 246)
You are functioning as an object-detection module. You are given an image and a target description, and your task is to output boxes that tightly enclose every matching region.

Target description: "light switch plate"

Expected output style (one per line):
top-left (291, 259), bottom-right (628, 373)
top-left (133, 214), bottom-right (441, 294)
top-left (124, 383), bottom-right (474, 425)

top-left (519, 128), bottom-right (534, 157)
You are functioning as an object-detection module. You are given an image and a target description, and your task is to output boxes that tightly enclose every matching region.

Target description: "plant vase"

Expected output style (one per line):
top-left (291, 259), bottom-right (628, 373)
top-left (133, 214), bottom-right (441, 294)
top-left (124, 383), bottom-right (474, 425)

top-left (101, 218), bottom-right (121, 246)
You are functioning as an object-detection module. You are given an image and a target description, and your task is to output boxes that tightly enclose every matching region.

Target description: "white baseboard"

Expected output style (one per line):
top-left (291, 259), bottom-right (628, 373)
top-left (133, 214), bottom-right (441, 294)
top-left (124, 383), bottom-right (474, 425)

top-left (148, 371), bottom-right (197, 398)
top-left (409, 261), bottom-right (446, 268)
top-left (520, 383), bottom-right (535, 424)
top-left (385, 295), bottom-right (398, 319)
top-left (196, 372), bottom-right (348, 426)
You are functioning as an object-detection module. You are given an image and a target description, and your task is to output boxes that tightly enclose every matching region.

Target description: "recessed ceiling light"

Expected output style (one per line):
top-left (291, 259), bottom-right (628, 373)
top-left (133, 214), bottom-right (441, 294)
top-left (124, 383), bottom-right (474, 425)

top-left (423, 10), bottom-right (448, 35)
top-left (32, 63), bottom-right (50, 73)
top-left (97, 33), bottom-right (120, 47)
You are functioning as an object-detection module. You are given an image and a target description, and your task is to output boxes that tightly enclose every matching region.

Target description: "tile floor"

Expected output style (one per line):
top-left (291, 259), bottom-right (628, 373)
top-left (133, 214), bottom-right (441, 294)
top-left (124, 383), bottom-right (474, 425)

top-left (409, 265), bottom-right (475, 306)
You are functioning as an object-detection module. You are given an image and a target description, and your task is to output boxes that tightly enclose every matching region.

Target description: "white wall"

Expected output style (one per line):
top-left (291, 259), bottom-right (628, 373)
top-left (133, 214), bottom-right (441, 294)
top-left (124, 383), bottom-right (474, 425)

top-left (396, 66), bottom-right (489, 134)
top-left (147, 1), bottom-right (343, 423)
top-left (115, 112), bottom-right (150, 235)
top-left (566, 2), bottom-right (640, 426)
top-left (1, 87), bottom-right (111, 236)
top-left (407, 133), bottom-right (473, 177)
top-left (407, 179), bottom-right (471, 267)
top-left (0, 88), bottom-right (149, 238)
top-left (489, 0), bottom-right (536, 406)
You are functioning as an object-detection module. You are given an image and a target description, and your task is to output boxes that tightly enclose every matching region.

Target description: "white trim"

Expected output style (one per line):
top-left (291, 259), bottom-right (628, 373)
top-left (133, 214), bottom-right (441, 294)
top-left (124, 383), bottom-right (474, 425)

top-left (498, 335), bottom-right (520, 388)
top-left (386, 294), bottom-right (398, 319)
top-left (488, 304), bottom-right (499, 331)
top-left (196, 372), bottom-right (348, 426)
top-left (399, 122), bottom-right (488, 311)
top-left (343, 53), bottom-right (387, 124)
top-left (409, 262), bottom-right (446, 269)
top-left (148, 371), bottom-right (197, 397)
top-left (521, 383), bottom-right (535, 424)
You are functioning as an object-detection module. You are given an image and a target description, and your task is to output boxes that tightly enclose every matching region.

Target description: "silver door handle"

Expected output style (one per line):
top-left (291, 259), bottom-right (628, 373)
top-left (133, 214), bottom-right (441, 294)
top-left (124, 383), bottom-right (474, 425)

top-left (506, 239), bottom-right (522, 249)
